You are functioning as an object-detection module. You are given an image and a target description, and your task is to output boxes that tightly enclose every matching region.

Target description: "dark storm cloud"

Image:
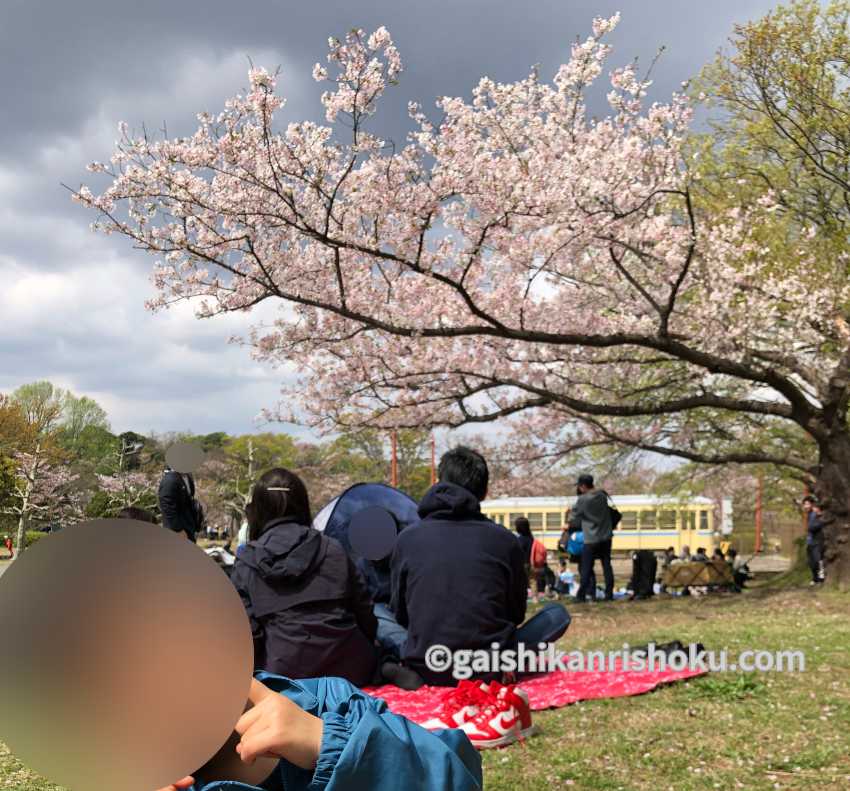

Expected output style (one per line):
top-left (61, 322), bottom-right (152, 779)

top-left (1, 0), bottom-right (779, 435)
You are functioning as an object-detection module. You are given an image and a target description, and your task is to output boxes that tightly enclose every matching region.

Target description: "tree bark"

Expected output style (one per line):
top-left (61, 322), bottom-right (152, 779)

top-left (13, 441), bottom-right (41, 559)
top-left (815, 431), bottom-right (850, 590)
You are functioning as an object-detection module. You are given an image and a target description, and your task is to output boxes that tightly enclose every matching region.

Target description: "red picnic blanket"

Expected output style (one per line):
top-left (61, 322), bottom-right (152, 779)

top-left (364, 664), bottom-right (705, 725)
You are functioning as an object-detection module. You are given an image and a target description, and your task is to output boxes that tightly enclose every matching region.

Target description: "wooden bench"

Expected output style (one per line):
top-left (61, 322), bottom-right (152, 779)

top-left (662, 560), bottom-right (734, 589)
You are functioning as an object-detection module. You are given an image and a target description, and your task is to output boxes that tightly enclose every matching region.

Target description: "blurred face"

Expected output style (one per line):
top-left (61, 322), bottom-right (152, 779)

top-left (0, 519), bottom-right (254, 791)
top-left (802, 500), bottom-right (813, 512)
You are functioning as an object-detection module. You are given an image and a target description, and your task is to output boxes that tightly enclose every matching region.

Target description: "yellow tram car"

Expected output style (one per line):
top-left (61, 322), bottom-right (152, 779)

top-left (480, 495), bottom-right (718, 554)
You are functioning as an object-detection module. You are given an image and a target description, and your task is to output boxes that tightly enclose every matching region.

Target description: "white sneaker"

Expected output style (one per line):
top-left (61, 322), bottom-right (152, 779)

top-left (460, 684), bottom-right (535, 749)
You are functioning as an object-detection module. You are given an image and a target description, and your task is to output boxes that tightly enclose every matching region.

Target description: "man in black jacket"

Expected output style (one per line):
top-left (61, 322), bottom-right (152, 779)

top-left (157, 468), bottom-right (201, 542)
top-left (390, 446), bottom-right (571, 685)
top-left (803, 496), bottom-right (827, 585)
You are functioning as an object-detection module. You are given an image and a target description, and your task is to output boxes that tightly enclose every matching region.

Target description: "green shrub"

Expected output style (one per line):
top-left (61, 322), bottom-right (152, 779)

top-left (25, 531), bottom-right (46, 548)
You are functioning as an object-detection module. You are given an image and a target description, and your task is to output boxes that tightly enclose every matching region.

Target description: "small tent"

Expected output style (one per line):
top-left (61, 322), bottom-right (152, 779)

top-left (313, 483), bottom-right (420, 602)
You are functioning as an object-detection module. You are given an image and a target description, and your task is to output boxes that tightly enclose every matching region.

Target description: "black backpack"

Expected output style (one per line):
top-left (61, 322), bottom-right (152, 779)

top-left (629, 550), bottom-right (658, 599)
top-left (601, 490), bottom-right (622, 529)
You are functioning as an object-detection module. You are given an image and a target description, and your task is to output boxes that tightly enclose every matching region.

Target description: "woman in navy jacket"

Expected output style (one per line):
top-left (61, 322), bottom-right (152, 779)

top-left (230, 469), bottom-right (378, 687)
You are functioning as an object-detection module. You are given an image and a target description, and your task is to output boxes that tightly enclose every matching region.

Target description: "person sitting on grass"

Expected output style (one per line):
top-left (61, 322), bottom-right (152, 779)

top-left (231, 468), bottom-right (379, 687)
top-left (389, 446), bottom-right (571, 686)
top-left (154, 674), bottom-right (482, 791)
top-left (553, 559), bottom-right (573, 597)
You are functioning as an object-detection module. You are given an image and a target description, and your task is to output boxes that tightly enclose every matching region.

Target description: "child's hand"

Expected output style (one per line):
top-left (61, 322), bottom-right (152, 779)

top-left (235, 679), bottom-right (324, 771)
top-left (154, 777), bottom-right (193, 791)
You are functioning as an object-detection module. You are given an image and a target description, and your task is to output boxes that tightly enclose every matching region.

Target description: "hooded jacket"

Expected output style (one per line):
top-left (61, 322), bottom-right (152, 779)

top-left (231, 518), bottom-right (378, 687)
top-left (390, 483), bottom-right (528, 685)
top-left (568, 489), bottom-right (614, 544)
top-left (191, 673), bottom-right (482, 791)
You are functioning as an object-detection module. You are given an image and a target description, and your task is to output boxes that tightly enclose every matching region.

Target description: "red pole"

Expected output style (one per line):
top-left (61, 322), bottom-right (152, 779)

top-left (755, 475), bottom-right (763, 554)
top-left (390, 431), bottom-right (398, 488)
top-left (430, 434), bottom-right (437, 485)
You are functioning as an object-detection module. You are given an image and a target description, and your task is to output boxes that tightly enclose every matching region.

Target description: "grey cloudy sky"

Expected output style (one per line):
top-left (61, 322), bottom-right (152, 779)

top-left (1, 0), bottom-right (777, 438)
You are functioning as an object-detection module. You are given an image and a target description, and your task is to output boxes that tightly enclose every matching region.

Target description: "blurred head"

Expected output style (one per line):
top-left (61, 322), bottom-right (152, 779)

top-left (559, 559), bottom-right (567, 569)
top-left (576, 474), bottom-right (594, 494)
top-left (681, 545), bottom-right (690, 556)
top-left (514, 517), bottom-right (532, 538)
top-left (666, 546), bottom-right (675, 555)
top-left (246, 468), bottom-right (312, 541)
top-left (728, 548), bottom-right (738, 558)
top-left (812, 501), bottom-right (824, 514)
top-left (802, 495), bottom-right (815, 512)
top-left (712, 548), bottom-right (724, 559)
top-left (116, 507), bottom-right (158, 524)
top-left (438, 446), bottom-right (489, 501)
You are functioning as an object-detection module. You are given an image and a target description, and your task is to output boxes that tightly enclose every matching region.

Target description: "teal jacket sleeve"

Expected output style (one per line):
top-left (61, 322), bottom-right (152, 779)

top-left (197, 673), bottom-right (482, 791)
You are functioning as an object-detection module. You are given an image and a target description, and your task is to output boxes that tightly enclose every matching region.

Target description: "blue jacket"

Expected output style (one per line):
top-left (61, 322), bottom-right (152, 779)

top-left (193, 673), bottom-right (482, 791)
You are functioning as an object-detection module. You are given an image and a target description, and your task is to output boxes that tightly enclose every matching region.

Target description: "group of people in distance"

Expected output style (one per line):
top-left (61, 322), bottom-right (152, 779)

top-left (661, 544), bottom-right (751, 593)
top-left (144, 446), bottom-right (573, 791)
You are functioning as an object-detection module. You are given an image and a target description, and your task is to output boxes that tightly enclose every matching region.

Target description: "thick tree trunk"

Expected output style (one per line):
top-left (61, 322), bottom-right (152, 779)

top-left (815, 432), bottom-right (850, 590)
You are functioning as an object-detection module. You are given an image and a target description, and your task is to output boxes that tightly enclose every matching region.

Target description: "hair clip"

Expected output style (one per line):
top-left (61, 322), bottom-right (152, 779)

top-left (266, 486), bottom-right (290, 492)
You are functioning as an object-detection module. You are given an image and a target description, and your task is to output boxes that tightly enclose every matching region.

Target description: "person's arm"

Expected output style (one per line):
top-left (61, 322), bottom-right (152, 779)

top-left (230, 561), bottom-right (266, 668)
top-left (568, 498), bottom-right (585, 530)
top-left (389, 543), bottom-right (409, 628)
top-left (251, 676), bottom-right (483, 791)
top-left (347, 556), bottom-right (378, 641)
top-left (508, 540), bottom-right (528, 625)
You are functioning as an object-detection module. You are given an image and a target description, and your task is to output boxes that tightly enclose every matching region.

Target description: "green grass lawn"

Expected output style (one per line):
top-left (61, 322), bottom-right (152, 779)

top-left (2, 585), bottom-right (848, 790)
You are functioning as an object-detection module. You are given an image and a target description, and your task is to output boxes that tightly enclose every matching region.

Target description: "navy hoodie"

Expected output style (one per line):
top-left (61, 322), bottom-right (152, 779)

top-left (390, 483), bottom-right (528, 685)
top-left (230, 518), bottom-right (378, 687)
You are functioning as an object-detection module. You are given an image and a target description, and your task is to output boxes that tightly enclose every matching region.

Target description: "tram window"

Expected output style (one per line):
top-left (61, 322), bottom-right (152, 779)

top-left (618, 511), bottom-right (637, 529)
top-left (700, 511), bottom-right (709, 530)
top-left (508, 513), bottom-right (525, 529)
top-left (527, 512), bottom-right (543, 532)
top-left (640, 510), bottom-right (657, 529)
top-left (545, 512), bottom-right (562, 530)
top-left (659, 510), bottom-right (677, 530)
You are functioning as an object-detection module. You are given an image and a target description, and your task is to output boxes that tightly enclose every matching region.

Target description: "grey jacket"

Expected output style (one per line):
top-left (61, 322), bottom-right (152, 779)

top-left (568, 490), bottom-right (613, 544)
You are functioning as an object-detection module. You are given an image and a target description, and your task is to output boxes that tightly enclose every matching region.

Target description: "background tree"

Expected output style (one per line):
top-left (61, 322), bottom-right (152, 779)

top-left (77, 11), bottom-right (850, 584)
top-left (59, 393), bottom-right (110, 454)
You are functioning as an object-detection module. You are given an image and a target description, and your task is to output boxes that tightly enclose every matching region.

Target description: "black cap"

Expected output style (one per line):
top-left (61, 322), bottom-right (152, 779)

top-left (577, 474), bottom-right (594, 488)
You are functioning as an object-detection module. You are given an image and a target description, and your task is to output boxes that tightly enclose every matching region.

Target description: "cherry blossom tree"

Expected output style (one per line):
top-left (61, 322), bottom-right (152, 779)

top-left (75, 17), bottom-right (850, 584)
top-left (95, 471), bottom-right (157, 512)
top-left (3, 451), bottom-right (81, 549)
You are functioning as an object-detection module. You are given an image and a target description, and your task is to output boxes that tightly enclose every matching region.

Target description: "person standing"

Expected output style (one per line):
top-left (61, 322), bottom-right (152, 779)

top-left (157, 466), bottom-right (202, 542)
top-left (569, 474), bottom-right (615, 602)
top-left (803, 496), bottom-right (826, 586)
